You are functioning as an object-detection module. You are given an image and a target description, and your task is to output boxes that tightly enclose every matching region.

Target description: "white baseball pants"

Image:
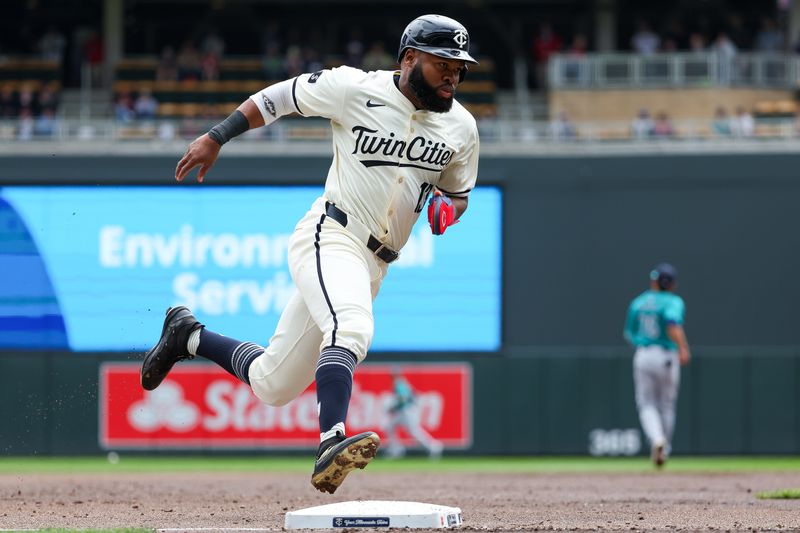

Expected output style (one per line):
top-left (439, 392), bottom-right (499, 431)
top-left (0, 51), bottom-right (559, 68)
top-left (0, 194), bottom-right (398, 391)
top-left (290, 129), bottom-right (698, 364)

top-left (633, 344), bottom-right (680, 452)
top-left (247, 197), bottom-right (387, 406)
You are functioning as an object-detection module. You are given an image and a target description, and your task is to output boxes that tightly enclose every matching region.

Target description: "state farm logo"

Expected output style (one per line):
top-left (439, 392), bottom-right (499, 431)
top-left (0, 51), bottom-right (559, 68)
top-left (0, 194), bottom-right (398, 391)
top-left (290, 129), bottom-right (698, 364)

top-left (100, 363), bottom-right (471, 449)
top-left (128, 381), bottom-right (200, 433)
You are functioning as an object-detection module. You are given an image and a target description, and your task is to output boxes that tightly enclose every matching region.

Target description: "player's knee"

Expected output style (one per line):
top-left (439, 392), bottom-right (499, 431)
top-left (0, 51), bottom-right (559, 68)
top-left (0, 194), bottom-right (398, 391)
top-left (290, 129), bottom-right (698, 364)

top-left (330, 335), bottom-right (371, 363)
top-left (251, 383), bottom-right (297, 407)
top-left (328, 315), bottom-right (373, 362)
top-left (249, 375), bottom-right (310, 407)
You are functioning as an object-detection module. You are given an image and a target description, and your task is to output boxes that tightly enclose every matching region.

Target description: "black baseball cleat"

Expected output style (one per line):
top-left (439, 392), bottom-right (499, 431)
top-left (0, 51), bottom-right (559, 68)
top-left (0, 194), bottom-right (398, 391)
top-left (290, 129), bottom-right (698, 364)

top-left (141, 306), bottom-right (204, 391)
top-left (311, 431), bottom-right (380, 494)
top-left (652, 442), bottom-right (666, 468)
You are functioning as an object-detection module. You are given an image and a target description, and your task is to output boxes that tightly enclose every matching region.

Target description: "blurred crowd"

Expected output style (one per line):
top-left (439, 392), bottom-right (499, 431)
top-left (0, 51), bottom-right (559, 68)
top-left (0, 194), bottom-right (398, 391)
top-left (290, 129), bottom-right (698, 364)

top-left (541, 105), bottom-right (763, 142)
top-left (146, 25), bottom-right (397, 84)
top-left (113, 87), bottom-right (159, 122)
top-left (2, 5), bottom-right (800, 142)
top-left (0, 82), bottom-right (61, 140)
top-left (529, 14), bottom-right (790, 89)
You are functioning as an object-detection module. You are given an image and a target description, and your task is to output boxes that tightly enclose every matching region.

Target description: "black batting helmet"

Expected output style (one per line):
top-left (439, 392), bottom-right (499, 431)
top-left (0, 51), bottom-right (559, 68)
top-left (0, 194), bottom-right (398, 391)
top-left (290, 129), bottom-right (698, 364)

top-left (397, 14), bottom-right (479, 66)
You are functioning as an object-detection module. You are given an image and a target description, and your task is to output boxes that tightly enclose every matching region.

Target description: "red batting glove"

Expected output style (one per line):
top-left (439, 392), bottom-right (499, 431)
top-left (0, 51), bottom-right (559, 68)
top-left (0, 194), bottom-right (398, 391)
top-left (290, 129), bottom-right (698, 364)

top-left (427, 190), bottom-right (456, 235)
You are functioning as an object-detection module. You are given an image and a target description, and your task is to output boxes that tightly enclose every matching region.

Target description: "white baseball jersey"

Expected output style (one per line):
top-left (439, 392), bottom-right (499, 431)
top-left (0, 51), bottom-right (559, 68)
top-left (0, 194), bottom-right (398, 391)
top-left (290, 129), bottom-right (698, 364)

top-left (252, 66), bottom-right (480, 251)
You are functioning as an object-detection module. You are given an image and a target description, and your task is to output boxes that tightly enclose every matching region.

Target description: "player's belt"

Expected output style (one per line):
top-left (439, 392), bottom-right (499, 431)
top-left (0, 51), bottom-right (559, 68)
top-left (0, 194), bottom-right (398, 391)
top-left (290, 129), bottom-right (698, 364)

top-left (324, 201), bottom-right (399, 264)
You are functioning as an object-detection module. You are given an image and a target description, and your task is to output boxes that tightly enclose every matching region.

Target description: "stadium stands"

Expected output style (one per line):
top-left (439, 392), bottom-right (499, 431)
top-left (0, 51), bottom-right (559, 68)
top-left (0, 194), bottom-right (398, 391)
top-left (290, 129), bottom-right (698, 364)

top-left (112, 55), bottom-right (497, 120)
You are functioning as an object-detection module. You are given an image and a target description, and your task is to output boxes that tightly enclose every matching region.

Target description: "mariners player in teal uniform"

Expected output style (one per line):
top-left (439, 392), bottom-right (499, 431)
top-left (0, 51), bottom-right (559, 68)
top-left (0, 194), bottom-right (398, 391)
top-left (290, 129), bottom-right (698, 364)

top-left (624, 263), bottom-right (691, 468)
top-left (384, 368), bottom-right (443, 459)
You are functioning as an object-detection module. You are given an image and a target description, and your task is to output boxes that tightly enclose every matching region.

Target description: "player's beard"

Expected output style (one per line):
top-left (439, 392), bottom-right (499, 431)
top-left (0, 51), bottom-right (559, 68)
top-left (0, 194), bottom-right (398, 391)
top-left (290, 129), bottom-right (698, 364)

top-left (409, 63), bottom-right (454, 113)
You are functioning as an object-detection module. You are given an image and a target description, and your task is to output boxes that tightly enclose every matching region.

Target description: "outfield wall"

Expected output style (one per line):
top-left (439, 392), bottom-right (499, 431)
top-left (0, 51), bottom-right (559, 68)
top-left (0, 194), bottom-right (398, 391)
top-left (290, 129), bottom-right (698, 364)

top-left (1, 151), bottom-right (799, 455)
top-left (1, 350), bottom-right (798, 455)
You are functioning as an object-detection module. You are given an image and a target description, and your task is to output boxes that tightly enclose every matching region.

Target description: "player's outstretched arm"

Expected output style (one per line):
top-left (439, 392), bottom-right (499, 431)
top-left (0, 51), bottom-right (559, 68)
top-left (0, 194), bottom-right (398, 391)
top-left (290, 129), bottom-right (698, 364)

top-left (175, 99), bottom-right (265, 183)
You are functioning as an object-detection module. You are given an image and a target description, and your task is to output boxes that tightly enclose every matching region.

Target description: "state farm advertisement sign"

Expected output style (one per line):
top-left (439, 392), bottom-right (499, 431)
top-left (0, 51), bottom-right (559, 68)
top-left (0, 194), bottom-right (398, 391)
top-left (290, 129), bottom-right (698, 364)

top-left (100, 363), bottom-right (471, 449)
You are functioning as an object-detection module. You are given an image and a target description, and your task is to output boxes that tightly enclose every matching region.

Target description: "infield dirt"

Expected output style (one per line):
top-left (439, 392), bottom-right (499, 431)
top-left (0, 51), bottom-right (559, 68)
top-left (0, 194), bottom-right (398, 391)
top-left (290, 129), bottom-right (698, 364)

top-left (2, 471), bottom-right (799, 532)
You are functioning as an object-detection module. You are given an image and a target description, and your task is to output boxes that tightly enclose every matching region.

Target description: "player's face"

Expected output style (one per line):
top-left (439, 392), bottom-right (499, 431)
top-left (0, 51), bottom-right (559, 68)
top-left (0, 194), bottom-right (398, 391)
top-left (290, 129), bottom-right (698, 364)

top-left (408, 52), bottom-right (466, 113)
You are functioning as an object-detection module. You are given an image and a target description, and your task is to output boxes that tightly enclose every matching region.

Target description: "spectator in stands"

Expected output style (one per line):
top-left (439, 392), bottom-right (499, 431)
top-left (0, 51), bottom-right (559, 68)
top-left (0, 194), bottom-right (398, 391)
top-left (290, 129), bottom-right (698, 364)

top-left (200, 27), bottom-right (224, 82)
top-left (260, 20), bottom-right (281, 56)
top-left (659, 38), bottom-right (678, 52)
top-left (564, 33), bottom-right (588, 83)
top-left (262, 42), bottom-right (285, 80)
top-left (0, 85), bottom-right (17, 118)
top-left (531, 23), bottom-right (563, 89)
top-left (17, 107), bottom-right (34, 141)
top-left (134, 88), bottom-right (159, 119)
top-left (711, 32), bottom-right (737, 84)
top-left (284, 45), bottom-right (304, 78)
top-left (549, 111), bottom-right (577, 140)
top-left (83, 30), bottom-right (104, 88)
top-left (303, 47), bottom-right (324, 74)
top-left (345, 29), bottom-right (365, 68)
top-left (201, 50), bottom-right (220, 81)
top-left (711, 32), bottom-right (737, 61)
top-left (754, 17), bottom-right (784, 52)
top-left (17, 85), bottom-right (36, 117)
top-left (711, 106), bottom-right (732, 137)
top-left (201, 28), bottom-right (226, 59)
top-left (37, 83), bottom-right (59, 116)
top-left (726, 13), bottom-right (750, 50)
top-left (114, 90), bottom-right (136, 123)
top-left (567, 33), bottom-right (588, 56)
top-left (158, 120), bottom-right (177, 141)
top-left (731, 106), bottom-right (754, 137)
top-left (688, 32), bottom-right (706, 53)
top-left (177, 40), bottom-right (203, 81)
top-left (37, 25), bottom-right (66, 65)
top-left (34, 108), bottom-right (57, 138)
top-left (631, 108), bottom-right (654, 140)
top-left (661, 17), bottom-right (685, 52)
top-left (631, 20), bottom-right (660, 55)
top-left (652, 112), bottom-right (674, 138)
top-left (362, 41), bottom-right (395, 72)
top-left (156, 46), bottom-right (179, 81)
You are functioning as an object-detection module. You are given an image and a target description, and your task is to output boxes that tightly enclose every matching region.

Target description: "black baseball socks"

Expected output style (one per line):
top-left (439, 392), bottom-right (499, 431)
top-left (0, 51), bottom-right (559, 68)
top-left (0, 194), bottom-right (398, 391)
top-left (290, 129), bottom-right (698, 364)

top-left (189, 328), bottom-right (263, 385)
top-left (315, 346), bottom-right (357, 439)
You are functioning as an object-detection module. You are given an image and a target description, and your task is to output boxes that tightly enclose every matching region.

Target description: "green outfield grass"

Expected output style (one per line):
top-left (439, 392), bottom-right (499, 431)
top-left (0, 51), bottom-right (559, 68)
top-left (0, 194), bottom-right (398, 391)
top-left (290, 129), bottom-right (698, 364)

top-left (756, 488), bottom-right (800, 499)
top-left (1, 455), bottom-right (799, 474)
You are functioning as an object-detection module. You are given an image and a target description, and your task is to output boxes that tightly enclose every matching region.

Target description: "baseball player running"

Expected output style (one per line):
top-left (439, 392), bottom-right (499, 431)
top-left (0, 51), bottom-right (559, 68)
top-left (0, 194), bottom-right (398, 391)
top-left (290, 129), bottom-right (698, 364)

top-left (141, 14), bottom-right (479, 494)
top-left (384, 368), bottom-right (444, 459)
top-left (623, 263), bottom-right (691, 468)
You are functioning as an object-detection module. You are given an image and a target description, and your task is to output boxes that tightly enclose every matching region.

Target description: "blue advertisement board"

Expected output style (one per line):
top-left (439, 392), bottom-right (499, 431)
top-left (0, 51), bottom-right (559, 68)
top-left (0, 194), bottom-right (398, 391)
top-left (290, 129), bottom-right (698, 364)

top-left (0, 186), bottom-right (501, 352)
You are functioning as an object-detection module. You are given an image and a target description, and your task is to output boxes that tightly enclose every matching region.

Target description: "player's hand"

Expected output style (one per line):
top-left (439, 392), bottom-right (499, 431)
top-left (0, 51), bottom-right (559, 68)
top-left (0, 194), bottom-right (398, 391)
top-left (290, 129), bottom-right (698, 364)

top-left (427, 190), bottom-right (457, 235)
top-left (679, 347), bottom-right (691, 366)
top-left (175, 134), bottom-right (222, 183)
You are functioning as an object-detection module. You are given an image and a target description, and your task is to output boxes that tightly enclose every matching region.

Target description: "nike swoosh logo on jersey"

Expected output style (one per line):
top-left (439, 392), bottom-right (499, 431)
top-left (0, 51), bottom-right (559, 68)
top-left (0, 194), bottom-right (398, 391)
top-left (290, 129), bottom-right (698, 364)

top-left (366, 100), bottom-right (385, 108)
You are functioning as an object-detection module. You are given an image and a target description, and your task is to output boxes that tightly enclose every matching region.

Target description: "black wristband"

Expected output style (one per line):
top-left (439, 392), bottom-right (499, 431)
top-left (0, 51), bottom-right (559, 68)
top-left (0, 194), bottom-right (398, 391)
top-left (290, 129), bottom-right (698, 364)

top-left (208, 110), bottom-right (249, 145)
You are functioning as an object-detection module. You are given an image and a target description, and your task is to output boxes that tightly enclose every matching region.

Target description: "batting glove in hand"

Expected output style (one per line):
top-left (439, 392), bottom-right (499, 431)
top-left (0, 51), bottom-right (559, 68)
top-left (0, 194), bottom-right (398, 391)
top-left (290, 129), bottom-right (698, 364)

top-left (427, 190), bottom-right (456, 235)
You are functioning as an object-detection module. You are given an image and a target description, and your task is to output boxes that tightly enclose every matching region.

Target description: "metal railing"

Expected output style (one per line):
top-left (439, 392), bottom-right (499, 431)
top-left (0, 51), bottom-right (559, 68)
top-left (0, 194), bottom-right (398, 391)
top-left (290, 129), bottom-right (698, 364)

top-left (2, 116), bottom-right (799, 149)
top-left (549, 52), bottom-right (800, 89)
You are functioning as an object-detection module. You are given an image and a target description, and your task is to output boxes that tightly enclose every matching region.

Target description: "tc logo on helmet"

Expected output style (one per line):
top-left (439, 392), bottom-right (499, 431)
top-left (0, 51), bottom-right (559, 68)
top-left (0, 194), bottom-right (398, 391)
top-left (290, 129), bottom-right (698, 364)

top-left (453, 30), bottom-right (468, 48)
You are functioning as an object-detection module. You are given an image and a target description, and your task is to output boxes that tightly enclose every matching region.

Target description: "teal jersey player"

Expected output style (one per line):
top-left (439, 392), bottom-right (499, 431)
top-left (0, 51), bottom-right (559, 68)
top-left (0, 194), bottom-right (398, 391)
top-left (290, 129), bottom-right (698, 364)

top-left (385, 371), bottom-right (443, 459)
top-left (623, 262), bottom-right (691, 469)
top-left (624, 290), bottom-right (685, 350)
